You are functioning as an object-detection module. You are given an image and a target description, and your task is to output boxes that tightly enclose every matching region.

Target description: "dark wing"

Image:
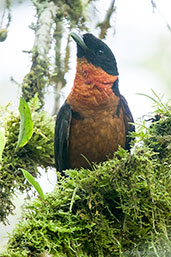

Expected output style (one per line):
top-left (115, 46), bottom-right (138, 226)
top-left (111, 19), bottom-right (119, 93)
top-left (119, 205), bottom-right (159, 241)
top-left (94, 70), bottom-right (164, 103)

top-left (120, 95), bottom-right (135, 150)
top-left (54, 101), bottom-right (71, 174)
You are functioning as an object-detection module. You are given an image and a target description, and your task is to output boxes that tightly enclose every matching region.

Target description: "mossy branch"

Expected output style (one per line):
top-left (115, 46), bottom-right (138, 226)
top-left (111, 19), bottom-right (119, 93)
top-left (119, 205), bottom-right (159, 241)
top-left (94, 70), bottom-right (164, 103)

top-left (22, 1), bottom-right (58, 108)
top-left (21, 0), bottom-right (90, 110)
top-left (97, 0), bottom-right (116, 39)
top-left (1, 101), bottom-right (171, 256)
top-left (0, 106), bottom-right (55, 224)
top-left (0, 0), bottom-right (103, 225)
top-left (32, 1), bottom-right (58, 60)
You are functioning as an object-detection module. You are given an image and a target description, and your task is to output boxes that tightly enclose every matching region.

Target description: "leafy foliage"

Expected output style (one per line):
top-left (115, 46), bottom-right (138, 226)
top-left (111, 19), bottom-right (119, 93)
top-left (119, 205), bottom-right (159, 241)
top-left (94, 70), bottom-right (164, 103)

top-left (0, 129), bottom-right (5, 163)
top-left (0, 105), bottom-right (54, 224)
top-left (1, 101), bottom-right (171, 256)
top-left (16, 97), bottom-right (33, 150)
top-left (21, 169), bottom-right (45, 200)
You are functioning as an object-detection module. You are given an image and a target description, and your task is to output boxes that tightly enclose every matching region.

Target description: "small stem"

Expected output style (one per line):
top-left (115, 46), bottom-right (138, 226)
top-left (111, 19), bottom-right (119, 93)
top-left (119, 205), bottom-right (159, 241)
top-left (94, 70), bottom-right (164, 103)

top-left (69, 187), bottom-right (77, 212)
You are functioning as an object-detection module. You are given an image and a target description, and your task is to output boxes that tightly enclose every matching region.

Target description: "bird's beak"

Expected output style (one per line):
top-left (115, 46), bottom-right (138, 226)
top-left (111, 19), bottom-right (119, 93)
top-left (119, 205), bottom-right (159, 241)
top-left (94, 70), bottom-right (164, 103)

top-left (71, 32), bottom-right (88, 51)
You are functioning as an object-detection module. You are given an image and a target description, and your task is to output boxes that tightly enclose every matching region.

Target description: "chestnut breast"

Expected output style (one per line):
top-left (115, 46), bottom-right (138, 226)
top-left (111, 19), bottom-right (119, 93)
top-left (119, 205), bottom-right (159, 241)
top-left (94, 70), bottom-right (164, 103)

top-left (68, 96), bottom-right (126, 169)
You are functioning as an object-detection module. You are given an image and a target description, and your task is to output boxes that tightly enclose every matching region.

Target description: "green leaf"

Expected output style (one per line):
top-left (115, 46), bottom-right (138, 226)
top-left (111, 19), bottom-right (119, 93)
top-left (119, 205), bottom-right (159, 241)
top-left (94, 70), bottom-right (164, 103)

top-left (0, 129), bottom-right (5, 163)
top-left (136, 93), bottom-right (158, 104)
top-left (21, 168), bottom-right (45, 200)
top-left (16, 97), bottom-right (33, 150)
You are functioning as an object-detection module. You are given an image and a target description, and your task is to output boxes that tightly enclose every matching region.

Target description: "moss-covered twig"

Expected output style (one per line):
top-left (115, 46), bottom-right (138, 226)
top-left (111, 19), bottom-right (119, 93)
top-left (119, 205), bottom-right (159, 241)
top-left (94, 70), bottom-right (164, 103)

top-left (97, 0), bottom-right (116, 39)
top-left (0, 106), bottom-right (55, 224)
top-left (22, 1), bottom-right (58, 107)
top-left (1, 100), bottom-right (171, 256)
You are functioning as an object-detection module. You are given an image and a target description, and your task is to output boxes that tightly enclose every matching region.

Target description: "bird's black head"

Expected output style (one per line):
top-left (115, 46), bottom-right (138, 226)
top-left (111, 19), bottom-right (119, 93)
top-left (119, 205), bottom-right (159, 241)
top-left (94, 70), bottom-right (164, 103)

top-left (71, 32), bottom-right (118, 76)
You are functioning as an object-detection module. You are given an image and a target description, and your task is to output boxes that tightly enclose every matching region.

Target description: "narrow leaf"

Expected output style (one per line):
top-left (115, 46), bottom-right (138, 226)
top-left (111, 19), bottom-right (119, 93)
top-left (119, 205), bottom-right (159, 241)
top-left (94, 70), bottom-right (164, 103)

top-left (16, 97), bottom-right (33, 150)
top-left (136, 93), bottom-right (158, 104)
top-left (0, 129), bottom-right (5, 162)
top-left (21, 168), bottom-right (45, 200)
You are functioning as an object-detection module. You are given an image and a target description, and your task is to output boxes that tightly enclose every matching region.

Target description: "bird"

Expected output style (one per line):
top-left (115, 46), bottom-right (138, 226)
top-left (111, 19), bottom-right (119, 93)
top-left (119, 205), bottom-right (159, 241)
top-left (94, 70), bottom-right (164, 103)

top-left (54, 32), bottom-right (134, 174)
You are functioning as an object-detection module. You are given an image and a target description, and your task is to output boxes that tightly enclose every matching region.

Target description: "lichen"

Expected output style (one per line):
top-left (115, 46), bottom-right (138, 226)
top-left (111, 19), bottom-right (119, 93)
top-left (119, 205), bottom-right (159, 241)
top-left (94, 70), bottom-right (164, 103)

top-left (22, 0), bottom-right (90, 108)
top-left (1, 102), bottom-right (171, 256)
top-left (22, 57), bottom-right (50, 109)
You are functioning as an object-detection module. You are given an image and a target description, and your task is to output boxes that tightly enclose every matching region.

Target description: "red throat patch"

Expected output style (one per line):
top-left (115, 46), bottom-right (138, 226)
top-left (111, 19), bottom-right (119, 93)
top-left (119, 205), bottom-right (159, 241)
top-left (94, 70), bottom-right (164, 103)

top-left (67, 57), bottom-right (118, 109)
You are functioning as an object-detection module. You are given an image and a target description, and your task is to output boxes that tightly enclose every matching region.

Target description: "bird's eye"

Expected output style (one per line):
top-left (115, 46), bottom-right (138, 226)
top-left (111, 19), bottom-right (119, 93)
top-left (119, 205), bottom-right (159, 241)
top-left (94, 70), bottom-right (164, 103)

top-left (96, 49), bottom-right (104, 56)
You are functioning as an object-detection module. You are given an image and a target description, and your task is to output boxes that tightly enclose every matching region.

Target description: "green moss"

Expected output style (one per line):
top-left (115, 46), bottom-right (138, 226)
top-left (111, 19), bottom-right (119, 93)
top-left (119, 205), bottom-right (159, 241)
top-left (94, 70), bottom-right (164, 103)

top-left (22, 0), bottom-right (90, 108)
top-left (64, 0), bottom-right (85, 25)
top-left (1, 102), bottom-right (171, 256)
top-left (0, 109), bottom-right (55, 224)
top-left (22, 57), bottom-right (50, 109)
top-left (42, 0), bottom-right (87, 24)
top-left (145, 113), bottom-right (171, 159)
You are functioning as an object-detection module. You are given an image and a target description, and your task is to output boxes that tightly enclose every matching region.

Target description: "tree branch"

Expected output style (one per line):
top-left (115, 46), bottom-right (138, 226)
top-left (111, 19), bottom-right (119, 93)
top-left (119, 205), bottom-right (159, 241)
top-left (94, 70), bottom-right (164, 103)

top-left (97, 0), bottom-right (116, 39)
